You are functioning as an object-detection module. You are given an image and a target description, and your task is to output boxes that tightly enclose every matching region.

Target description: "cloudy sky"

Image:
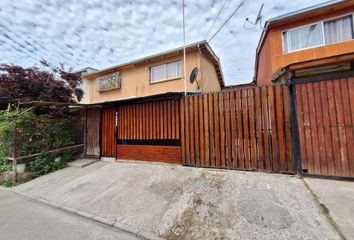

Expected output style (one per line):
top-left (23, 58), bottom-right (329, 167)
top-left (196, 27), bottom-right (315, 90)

top-left (0, 0), bottom-right (328, 85)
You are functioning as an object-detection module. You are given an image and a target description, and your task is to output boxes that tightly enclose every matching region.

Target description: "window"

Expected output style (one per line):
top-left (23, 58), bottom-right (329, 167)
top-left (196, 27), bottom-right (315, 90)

top-left (150, 61), bottom-right (181, 83)
top-left (96, 72), bottom-right (121, 92)
top-left (282, 14), bottom-right (354, 53)
top-left (324, 15), bottom-right (354, 44)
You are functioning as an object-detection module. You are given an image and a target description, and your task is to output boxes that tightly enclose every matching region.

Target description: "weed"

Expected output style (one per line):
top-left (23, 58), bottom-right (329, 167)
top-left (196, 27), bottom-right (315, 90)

top-left (320, 203), bottom-right (330, 215)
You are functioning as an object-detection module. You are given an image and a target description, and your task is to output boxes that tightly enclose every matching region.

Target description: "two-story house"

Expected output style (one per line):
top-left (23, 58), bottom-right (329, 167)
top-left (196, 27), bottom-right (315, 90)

top-left (75, 41), bottom-right (224, 162)
top-left (255, 0), bottom-right (354, 84)
top-left (78, 40), bottom-right (224, 104)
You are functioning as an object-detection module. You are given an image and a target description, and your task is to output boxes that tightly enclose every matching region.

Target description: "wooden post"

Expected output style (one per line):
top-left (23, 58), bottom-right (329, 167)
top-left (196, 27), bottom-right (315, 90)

top-left (12, 127), bottom-right (19, 182)
top-left (83, 107), bottom-right (87, 158)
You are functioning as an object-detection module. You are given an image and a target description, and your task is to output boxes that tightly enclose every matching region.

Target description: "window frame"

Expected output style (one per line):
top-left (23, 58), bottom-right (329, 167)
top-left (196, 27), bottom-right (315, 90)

top-left (150, 60), bottom-right (182, 84)
top-left (282, 13), bottom-right (354, 53)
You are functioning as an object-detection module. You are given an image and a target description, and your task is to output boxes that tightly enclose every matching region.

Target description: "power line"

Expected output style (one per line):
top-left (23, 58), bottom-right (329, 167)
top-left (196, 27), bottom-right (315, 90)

top-left (204, 0), bottom-right (231, 39)
top-left (208, 0), bottom-right (248, 42)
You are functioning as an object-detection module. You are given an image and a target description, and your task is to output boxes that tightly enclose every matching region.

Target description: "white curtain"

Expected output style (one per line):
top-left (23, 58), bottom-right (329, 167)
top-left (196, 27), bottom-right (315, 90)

top-left (324, 15), bottom-right (353, 44)
top-left (289, 23), bottom-right (323, 51)
top-left (166, 61), bottom-right (181, 79)
top-left (151, 64), bottom-right (166, 82)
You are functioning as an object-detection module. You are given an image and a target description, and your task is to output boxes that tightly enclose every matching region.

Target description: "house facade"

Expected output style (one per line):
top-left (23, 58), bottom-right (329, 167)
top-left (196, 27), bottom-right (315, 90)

top-left (78, 41), bottom-right (223, 104)
top-left (255, 0), bottom-right (354, 84)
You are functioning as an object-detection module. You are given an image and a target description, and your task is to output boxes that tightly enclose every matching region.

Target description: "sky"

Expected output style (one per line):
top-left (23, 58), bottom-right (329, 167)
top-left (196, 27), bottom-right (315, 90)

top-left (0, 0), bottom-right (328, 86)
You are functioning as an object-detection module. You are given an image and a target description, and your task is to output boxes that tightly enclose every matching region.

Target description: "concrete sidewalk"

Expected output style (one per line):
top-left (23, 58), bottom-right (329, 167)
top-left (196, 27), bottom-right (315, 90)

top-left (13, 161), bottom-right (342, 240)
top-left (304, 178), bottom-right (354, 240)
top-left (0, 188), bottom-right (138, 240)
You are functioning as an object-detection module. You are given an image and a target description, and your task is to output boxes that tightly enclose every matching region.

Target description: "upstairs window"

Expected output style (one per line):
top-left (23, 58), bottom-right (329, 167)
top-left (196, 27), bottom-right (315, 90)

top-left (324, 15), bottom-right (354, 44)
top-left (150, 60), bottom-right (181, 83)
top-left (282, 14), bottom-right (354, 53)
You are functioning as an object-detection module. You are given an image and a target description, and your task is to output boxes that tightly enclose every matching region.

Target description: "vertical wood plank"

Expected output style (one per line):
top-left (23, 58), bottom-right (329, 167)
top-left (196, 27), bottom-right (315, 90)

top-left (255, 87), bottom-right (264, 170)
top-left (204, 95), bottom-right (210, 167)
top-left (347, 78), bottom-right (354, 177)
top-left (172, 100), bottom-right (176, 139)
top-left (181, 98), bottom-right (186, 165)
top-left (269, 86), bottom-right (278, 172)
top-left (176, 101), bottom-right (180, 139)
top-left (189, 97), bottom-right (195, 166)
top-left (262, 87), bottom-right (271, 171)
top-left (249, 88), bottom-right (257, 170)
top-left (150, 102), bottom-right (154, 139)
top-left (333, 79), bottom-right (348, 176)
top-left (230, 91), bottom-right (238, 169)
top-left (297, 84), bottom-right (308, 172)
top-left (209, 94), bottom-right (215, 167)
top-left (308, 83), bottom-right (321, 174)
top-left (199, 95), bottom-right (205, 167)
top-left (339, 78), bottom-right (352, 177)
top-left (163, 101), bottom-right (168, 139)
top-left (243, 89), bottom-right (251, 169)
top-left (327, 80), bottom-right (341, 176)
top-left (214, 93), bottom-right (220, 167)
top-left (224, 92), bottom-right (232, 169)
top-left (313, 82), bottom-right (327, 175)
top-left (236, 90), bottom-right (244, 169)
top-left (219, 93), bottom-right (226, 168)
top-left (185, 97), bottom-right (190, 165)
top-left (275, 86), bottom-right (286, 172)
top-left (194, 96), bottom-right (200, 166)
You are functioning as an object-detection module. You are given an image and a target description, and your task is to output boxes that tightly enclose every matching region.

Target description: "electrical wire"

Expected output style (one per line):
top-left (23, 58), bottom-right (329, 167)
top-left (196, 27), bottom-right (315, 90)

top-left (204, 0), bottom-right (231, 39)
top-left (208, 0), bottom-right (248, 42)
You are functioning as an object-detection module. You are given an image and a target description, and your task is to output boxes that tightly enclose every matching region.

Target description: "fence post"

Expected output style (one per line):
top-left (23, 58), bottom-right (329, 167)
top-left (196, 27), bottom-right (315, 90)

top-left (12, 127), bottom-right (19, 182)
top-left (288, 80), bottom-right (302, 175)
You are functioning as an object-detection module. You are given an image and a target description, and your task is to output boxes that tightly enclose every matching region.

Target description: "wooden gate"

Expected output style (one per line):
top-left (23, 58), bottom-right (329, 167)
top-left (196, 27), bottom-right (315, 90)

top-left (295, 77), bottom-right (354, 178)
top-left (101, 98), bottom-right (182, 164)
top-left (101, 107), bottom-right (117, 158)
top-left (181, 84), bottom-right (294, 173)
top-left (85, 108), bottom-right (100, 157)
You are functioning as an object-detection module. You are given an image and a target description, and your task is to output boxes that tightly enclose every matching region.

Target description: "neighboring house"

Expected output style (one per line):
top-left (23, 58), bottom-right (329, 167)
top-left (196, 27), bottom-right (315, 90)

top-left (255, 0), bottom-right (354, 84)
top-left (77, 41), bottom-right (224, 104)
top-left (72, 67), bottom-right (99, 104)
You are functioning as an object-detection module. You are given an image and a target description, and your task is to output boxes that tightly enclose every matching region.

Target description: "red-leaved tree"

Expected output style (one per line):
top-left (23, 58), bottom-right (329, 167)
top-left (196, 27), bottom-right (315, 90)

top-left (0, 60), bottom-right (83, 114)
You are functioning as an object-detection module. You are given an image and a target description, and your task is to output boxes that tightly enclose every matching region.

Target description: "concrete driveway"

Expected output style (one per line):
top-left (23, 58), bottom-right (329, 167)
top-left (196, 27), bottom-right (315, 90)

top-left (12, 161), bottom-right (342, 240)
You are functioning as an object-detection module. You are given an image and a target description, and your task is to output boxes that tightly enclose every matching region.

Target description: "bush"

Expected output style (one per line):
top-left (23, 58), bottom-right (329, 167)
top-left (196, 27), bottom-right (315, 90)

top-left (28, 152), bottom-right (73, 176)
top-left (0, 110), bottom-right (78, 159)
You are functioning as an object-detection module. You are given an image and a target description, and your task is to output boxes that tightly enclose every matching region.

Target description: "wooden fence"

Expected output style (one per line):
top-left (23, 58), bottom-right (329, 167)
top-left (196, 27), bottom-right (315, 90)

top-left (116, 99), bottom-right (180, 140)
top-left (295, 77), bottom-right (354, 178)
top-left (180, 85), bottom-right (294, 173)
top-left (98, 76), bottom-right (354, 179)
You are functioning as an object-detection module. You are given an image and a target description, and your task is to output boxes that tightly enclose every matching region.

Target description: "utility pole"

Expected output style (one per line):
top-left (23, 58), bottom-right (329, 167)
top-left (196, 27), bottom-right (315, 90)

top-left (182, 0), bottom-right (187, 95)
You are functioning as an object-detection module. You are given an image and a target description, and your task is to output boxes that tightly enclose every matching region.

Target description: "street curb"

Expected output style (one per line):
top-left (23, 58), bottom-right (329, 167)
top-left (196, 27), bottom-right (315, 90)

top-left (301, 178), bottom-right (347, 240)
top-left (8, 188), bottom-right (164, 240)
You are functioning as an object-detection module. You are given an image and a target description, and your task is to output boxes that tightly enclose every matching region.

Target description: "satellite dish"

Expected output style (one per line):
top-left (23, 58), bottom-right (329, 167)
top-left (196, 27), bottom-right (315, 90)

top-left (255, 3), bottom-right (264, 24)
top-left (244, 3), bottom-right (264, 29)
top-left (190, 67), bottom-right (198, 84)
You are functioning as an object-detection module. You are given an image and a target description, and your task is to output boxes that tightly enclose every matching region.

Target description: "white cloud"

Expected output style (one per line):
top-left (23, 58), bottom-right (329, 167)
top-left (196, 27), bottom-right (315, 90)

top-left (0, 0), bottom-right (327, 85)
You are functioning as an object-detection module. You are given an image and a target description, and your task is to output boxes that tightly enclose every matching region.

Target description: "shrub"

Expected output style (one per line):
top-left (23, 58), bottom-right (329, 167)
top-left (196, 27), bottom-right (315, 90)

top-left (28, 152), bottom-right (73, 176)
